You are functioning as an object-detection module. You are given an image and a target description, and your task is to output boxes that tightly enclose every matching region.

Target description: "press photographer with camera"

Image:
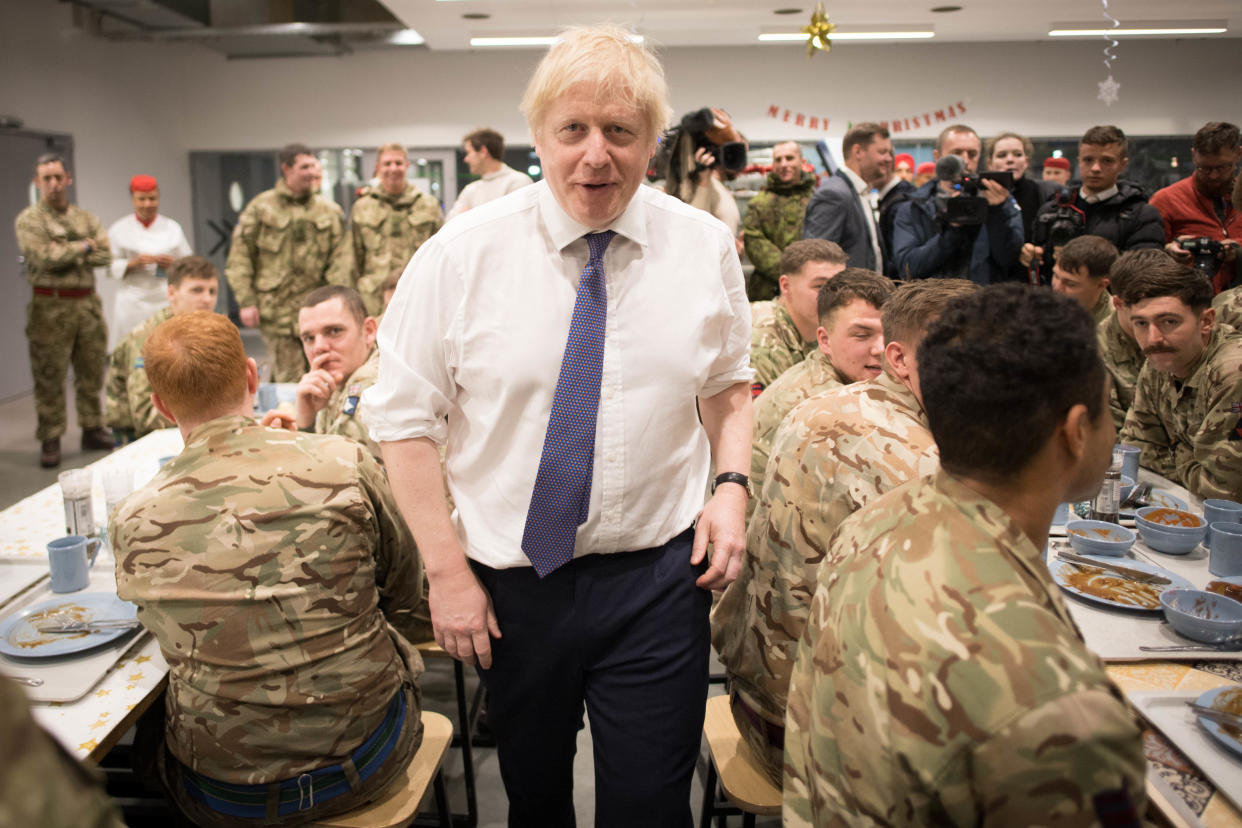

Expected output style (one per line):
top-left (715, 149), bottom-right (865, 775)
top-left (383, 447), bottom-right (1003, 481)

top-left (660, 106), bottom-right (747, 251)
top-left (890, 124), bottom-right (1024, 283)
top-left (1150, 121), bottom-right (1241, 293)
top-left (1022, 125), bottom-right (1163, 283)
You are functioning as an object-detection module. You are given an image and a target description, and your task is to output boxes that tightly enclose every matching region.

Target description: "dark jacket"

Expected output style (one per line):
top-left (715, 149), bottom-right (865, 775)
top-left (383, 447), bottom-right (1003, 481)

top-left (891, 179), bottom-right (1026, 284)
top-left (802, 169), bottom-right (877, 270)
top-left (1032, 181), bottom-right (1165, 252)
top-left (878, 178), bottom-right (917, 279)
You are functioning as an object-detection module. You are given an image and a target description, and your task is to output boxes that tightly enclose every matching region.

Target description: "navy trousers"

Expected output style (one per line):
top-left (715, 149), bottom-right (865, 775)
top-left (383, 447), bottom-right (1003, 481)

top-left (471, 528), bottom-right (710, 828)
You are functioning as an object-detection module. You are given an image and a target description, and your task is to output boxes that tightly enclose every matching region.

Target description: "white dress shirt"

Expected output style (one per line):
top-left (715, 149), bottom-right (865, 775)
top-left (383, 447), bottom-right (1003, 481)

top-left (364, 181), bottom-right (752, 569)
top-left (106, 213), bottom-right (193, 341)
top-left (840, 165), bottom-right (884, 270)
top-left (444, 165), bottom-right (534, 221)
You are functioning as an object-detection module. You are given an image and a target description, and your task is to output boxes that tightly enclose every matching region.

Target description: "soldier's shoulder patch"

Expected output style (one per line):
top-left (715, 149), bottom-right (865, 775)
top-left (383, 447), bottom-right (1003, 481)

top-left (751, 382), bottom-right (765, 399)
top-left (133, 357), bottom-right (144, 370)
top-left (343, 383), bottom-right (363, 417)
top-left (1231, 402), bottom-right (1242, 413)
top-left (1232, 414), bottom-right (1242, 441)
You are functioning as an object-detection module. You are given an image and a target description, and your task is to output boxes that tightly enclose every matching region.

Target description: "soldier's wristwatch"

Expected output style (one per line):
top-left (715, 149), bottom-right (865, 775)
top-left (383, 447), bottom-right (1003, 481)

top-left (711, 472), bottom-right (752, 498)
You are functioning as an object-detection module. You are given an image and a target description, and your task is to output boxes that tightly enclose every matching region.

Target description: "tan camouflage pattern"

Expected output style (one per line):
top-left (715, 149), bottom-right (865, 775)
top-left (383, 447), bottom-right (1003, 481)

top-left (0, 676), bottom-right (126, 828)
top-left (106, 306), bottom-right (173, 440)
top-left (1097, 309), bottom-right (1146, 433)
top-left (1119, 322), bottom-right (1242, 501)
top-left (225, 180), bottom-right (353, 382)
top-left (741, 171), bottom-right (815, 301)
top-left (1214, 285), bottom-right (1242, 331)
top-left (112, 414), bottom-right (430, 784)
top-left (15, 202), bottom-right (111, 290)
top-left (750, 300), bottom-right (815, 392)
top-left (783, 470), bottom-right (1147, 827)
top-left (749, 349), bottom-right (848, 510)
top-left (350, 184), bottom-right (443, 318)
top-left (1089, 289), bottom-right (1112, 324)
top-left (315, 347), bottom-right (381, 462)
top-left (713, 371), bottom-right (938, 783)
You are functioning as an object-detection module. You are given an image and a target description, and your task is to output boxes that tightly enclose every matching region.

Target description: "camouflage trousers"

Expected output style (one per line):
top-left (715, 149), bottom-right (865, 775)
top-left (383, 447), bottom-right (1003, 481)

top-left (730, 690), bottom-right (784, 788)
top-left (259, 328), bottom-right (309, 384)
top-left (27, 293), bottom-right (107, 441)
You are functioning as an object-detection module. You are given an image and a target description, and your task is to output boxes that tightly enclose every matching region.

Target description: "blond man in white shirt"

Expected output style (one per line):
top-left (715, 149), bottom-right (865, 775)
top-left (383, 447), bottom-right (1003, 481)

top-left (364, 25), bottom-right (752, 828)
top-left (444, 128), bottom-right (533, 221)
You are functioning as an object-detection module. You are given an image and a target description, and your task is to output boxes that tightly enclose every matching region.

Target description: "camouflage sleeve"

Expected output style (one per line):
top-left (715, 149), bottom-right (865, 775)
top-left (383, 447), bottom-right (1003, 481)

top-left (129, 360), bottom-right (173, 437)
top-left (359, 450), bottom-right (431, 644)
top-left (750, 347), bottom-right (797, 391)
top-left (351, 209), bottom-right (366, 284)
top-left (1175, 366), bottom-right (1242, 500)
top-left (224, 202), bottom-right (260, 308)
top-left (742, 195), bottom-right (782, 278)
top-left (85, 213), bottom-right (111, 268)
top-left (104, 343), bottom-right (130, 430)
top-left (14, 211), bottom-right (90, 273)
top-left (324, 215), bottom-right (356, 289)
top-left (965, 689), bottom-right (1147, 827)
top-left (1118, 367), bottom-right (1178, 480)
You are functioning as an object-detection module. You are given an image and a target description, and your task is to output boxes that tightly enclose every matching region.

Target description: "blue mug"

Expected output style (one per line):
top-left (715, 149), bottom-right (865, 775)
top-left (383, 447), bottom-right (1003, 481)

top-left (1210, 522), bottom-right (1242, 578)
top-left (1204, 499), bottom-right (1242, 550)
top-left (47, 535), bottom-right (98, 593)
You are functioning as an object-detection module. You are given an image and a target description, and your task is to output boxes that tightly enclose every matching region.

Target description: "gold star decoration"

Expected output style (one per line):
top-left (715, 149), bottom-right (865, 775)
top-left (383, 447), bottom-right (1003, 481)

top-left (95, 689), bottom-right (111, 698)
top-left (127, 672), bottom-right (144, 682)
top-left (136, 655), bottom-right (152, 664)
top-left (78, 738), bottom-right (98, 752)
top-left (802, 3), bottom-right (836, 57)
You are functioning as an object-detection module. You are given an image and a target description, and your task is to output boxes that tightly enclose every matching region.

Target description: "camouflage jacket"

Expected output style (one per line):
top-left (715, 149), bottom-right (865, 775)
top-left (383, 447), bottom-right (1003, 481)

top-left (1215, 285), bottom-right (1242, 331)
top-left (225, 179), bottom-right (353, 333)
top-left (749, 299), bottom-right (814, 392)
top-left (713, 370), bottom-right (938, 730)
top-left (350, 184), bottom-right (443, 317)
top-left (783, 470), bottom-right (1147, 827)
top-left (106, 306), bottom-right (174, 436)
top-left (112, 415), bottom-right (430, 784)
top-left (742, 172), bottom-right (815, 301)
top-left (315, 347), bottom-right (381, 462)
top-left (1119, 323), bottom-right (1242, 500)
top-left (15, 202), bottom-right (111, 289)
top-left (0, 677), bottom-right (126, 828)
top-left (749, 349), bottom-right (848, 510)
top-left (1097, 310), bottom-right (1145, 433)
top-left (1089, 290), bottom-right (1112, 324)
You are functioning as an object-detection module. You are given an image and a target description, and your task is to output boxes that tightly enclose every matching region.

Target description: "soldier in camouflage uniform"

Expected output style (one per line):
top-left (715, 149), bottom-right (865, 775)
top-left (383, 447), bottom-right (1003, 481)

top-left (226, 143), bottom-right (353, 383)
top-left (112, 311), bottom-right (430, 827)
top-left (1097, 250), bottom-right (1160, 431)
top-left (350, 144), bottom-right (444, 317)
top-left (14, 154), bottom-right (115, 467)
top-left (741, 141), bottom-right (815, 301)
top-left (750, 239), bottom-right (847, 392)
top-left (106, 255), bottom-right (219, 443)
top-left (785, 285), bottom-right (1145, 827)
top-left (1050, 234), bottom-right (1118, 325)
top-left (749, 269), bottom-right (892, 505)
top-left (716, 279), bottom-right (972, 783)
top-left (1118, 258), bottom-right (1242, 500)
top-left (0, 676), bottom-right (125, 828)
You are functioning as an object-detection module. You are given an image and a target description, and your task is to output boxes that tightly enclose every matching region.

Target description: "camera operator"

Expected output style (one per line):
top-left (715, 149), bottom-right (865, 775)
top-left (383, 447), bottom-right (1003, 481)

top-left (661, 107), bottom-right (746, 251)
top-left (890, 124), bottom-right (1024, 283)
top-left (985, 132), bottom-right (1059, 282)
top-left (1150, 121), bottom-right (1241, 293)
top-left (1021, 125), bottom-right (1163, 282)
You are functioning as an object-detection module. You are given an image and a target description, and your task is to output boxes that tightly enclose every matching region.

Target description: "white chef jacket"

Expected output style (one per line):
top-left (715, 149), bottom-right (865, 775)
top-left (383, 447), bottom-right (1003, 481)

top-left (106, 213), bottom-right (193, 343)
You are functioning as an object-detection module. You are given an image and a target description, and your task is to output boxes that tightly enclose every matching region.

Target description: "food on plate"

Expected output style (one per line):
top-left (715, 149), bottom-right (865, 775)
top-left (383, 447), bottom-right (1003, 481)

top-left (1061, 567), bottom-right (1162, 609)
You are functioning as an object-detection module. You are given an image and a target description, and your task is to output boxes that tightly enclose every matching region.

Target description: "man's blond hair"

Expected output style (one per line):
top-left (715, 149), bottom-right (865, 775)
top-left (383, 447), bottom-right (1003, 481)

top-left (376, 143), bottom-right (408, 161)
top-left (520, 25), bottom-right (671, 139)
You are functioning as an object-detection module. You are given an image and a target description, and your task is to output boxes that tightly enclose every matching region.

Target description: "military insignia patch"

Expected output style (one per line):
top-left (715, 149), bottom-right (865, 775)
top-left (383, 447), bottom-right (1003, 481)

top-left (343, 384), bottom-right (362, 417)
top-left (751, 382), bottom-right (765, 399)
top-left (134, 357), bottom-right (144, 369)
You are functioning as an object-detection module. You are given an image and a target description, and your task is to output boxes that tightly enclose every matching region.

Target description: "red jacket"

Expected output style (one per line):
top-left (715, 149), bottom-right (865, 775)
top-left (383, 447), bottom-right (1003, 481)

top-left (1149, 175), bottom-right (1241, 292)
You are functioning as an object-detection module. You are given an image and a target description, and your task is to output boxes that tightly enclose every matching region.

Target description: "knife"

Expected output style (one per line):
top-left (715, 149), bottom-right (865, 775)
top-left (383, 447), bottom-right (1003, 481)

top-left (1186, 702), bottom-right (1242, 730)
top-left (35, 619), bottom-right (140, 634)
top-left (1054, 551), bottom-right (1172, 585)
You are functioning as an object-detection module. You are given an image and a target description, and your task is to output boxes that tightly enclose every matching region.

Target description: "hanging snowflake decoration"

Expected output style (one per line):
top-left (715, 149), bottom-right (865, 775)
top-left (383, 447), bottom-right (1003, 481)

top-left (1096, 0), bottom-right (1121, 105)
top-left (802, 3), bottom-right (836, 57)
top-left (1097, 75), bottom-right (1121, 106)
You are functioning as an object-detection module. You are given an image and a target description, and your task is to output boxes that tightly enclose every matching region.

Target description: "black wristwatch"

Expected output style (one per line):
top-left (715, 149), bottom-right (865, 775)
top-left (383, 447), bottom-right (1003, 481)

top-left (712, 472), bottom-right (751, 498)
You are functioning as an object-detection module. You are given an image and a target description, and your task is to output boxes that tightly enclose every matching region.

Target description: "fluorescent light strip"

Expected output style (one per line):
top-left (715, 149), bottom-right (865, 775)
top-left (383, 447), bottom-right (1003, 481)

top-left (1049, 27), bottom-right (1226, 36)
top-left (759, 31), bottom-right (935, 42)
top-left (389, 29), bottom-right (425, 45)
top-left (471, 34), bottom-right (644, 47)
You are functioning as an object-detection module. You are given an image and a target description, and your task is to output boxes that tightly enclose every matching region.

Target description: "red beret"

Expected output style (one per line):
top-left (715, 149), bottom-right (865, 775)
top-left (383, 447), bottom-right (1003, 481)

top-left (1043, 157), bottom-right (1071, 171)
top-left (916, 162), bottom-right (935, 175)
top-left (894, 153), bottom-right (916, 170)
top-left (129, 174), bottom-right (158, 192)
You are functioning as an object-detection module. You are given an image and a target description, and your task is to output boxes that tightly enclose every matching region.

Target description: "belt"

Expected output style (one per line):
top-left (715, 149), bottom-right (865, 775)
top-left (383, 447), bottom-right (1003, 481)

top-left (180, 688), bottom-right (407, 819)
top-left (33, 287), bottom-right (93, 298)
top-left (731, 690), bottom-right (784, 750)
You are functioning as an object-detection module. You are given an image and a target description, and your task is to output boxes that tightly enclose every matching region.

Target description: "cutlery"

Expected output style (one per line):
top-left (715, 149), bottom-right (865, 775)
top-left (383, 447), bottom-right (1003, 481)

top-left (1120, 481), bottom-right (1153, 510)
top-left (1186, 702), bottom-right (1242, 729)
top-left (35, 619), bottom-right (140, 634)
top-left (8, 676), bottom-right (43, 687)
top-left (1139, 643), bottom-right (1242, 652)
top-left (1054, 551), bottom-right (1172, 585)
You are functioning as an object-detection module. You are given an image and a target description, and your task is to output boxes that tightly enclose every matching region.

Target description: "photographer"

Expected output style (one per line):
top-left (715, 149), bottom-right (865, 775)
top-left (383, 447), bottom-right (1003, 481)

top-left (1021, 125), bottom-right (1163, 282)
top-left (661, 107), bottom-right (746, 248)
top-left (984, 131), bottom-right (1059, 282)
top-left (1150, 121), bottom-right (1241, 293)
top-left (891, 124), bottom-right (1024, 283)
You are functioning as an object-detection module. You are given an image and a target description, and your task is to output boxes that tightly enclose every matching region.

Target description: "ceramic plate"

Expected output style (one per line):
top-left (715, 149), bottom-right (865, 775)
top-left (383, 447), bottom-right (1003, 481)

top-left (0, 593), bottom-right (138, 658)
top-left (1049, 554), bottom-right (1193, 613)
top-left (1120, 489), bottom-right (1189, 520)
top-left (1196, 686), bottom-right (1242, 760)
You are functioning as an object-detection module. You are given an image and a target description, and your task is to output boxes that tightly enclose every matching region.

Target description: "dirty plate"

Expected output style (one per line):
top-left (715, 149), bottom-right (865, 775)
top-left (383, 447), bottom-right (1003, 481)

top-left (0, 593), bottom-right (138, 658)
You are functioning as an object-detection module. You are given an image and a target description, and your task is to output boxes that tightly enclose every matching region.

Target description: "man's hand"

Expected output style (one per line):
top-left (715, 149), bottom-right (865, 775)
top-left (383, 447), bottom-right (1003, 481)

top-left (126, 253), bottom-right (159, 272)
top-left (239, 306), bottom-right (260, 327)
top-left (691, 485), bottom-right (748, 590)
top-left (1019, 243), bottom-right (1043, 268)
top-left (429, 565), bottom-right (502, 668)
top-left (981, 178), bottom-right (1009, 207)
top-left (260, 410), bottom-right (297, 431)
top-left (295, 355), bottom-right (336, 429)
top-left (693, 147), bottom-right (717, 187)
top-left (154, 254), bottom-right (175, 268)
top-left (1165, 238), bottom-right (1193, 265)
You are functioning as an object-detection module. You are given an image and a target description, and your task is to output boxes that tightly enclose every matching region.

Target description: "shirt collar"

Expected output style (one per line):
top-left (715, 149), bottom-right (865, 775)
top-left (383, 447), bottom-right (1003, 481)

top-left (537, 180), bottom-right (648, 252)
top-left (1080, 185), bottom-right (1118, 203)
top-left (840, 165), bottom-right (871, 196)
top-left (482, 165), bottom-right (510, 181)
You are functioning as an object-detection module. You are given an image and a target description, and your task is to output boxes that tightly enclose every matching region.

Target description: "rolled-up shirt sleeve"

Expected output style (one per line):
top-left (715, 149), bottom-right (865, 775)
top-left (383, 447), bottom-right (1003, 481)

top-left (700, 240), bottom-right (754, 398)
top-left (362, 239), bottom-right (462, 445)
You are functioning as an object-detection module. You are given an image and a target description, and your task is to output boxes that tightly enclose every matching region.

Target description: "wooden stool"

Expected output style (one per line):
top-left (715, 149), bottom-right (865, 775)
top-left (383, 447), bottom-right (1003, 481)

top-left (699, 695), bottom-right (783, 828)
top-left (311, 710), bottom-right (453, 828)
top-left (415, 640), bottom-right (480, 827)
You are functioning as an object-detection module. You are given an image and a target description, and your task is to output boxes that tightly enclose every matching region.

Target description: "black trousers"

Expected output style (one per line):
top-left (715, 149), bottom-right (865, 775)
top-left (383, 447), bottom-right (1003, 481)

top-left (471, 528), bottom-right (710, 828)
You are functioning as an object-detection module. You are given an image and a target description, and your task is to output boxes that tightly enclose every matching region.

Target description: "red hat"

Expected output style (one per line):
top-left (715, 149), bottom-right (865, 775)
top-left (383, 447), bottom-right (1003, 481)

top-left (894, 153), bottom-right (915, 170)
top-left (1043, 157), bottom-right (1071, 171)
top-left (916, 162), bottom-right (935, 175)
top-left (129, 174), bottom-right (158, 192)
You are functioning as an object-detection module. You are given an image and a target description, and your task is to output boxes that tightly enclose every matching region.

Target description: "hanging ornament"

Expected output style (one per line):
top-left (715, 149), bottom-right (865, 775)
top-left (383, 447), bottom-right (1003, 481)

top-left (1097, 75), bottom-right (1121, 106)
top-left (1096, 0), bottom-right (1121, 105)
top-left (802, 3), bottom-right (836, 57)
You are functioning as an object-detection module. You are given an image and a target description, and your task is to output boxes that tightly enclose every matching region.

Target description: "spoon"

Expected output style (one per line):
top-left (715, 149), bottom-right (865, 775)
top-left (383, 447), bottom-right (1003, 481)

top-left (9, 676), bottom-right (43, 687)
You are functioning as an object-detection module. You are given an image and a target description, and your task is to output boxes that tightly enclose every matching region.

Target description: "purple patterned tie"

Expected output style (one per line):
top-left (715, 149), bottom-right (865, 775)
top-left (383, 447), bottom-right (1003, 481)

top-left (521, 231), bottom-right (616, 577)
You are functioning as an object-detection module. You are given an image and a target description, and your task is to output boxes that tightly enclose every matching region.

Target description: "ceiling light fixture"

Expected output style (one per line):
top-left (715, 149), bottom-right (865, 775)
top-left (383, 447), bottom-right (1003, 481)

top-left (462, 13), bottom-right (489, 19)
top-left (1049, 26), bottom-right (1226, 37)
top-left (930, 5), bottom-right (961, 11)
top-left (759, 31), bottom-right (934, 42)
top-left (388, 29), bottom-right (425, 45)
top-left (773, 8), bottom-right (803, 14)
top-left (471, 34), bottom-right (644, 47)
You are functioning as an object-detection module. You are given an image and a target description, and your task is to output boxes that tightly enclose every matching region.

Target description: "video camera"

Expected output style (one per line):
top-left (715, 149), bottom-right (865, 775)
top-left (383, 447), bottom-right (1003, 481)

top-left (932, 155), bottom-right (994, 227)
top-left (679, 108), bottom-right (748, 173)
top-left (1029, 188), bottom-right (1086, 285)
top-left (1180, 236), bottom-right (1224, 279)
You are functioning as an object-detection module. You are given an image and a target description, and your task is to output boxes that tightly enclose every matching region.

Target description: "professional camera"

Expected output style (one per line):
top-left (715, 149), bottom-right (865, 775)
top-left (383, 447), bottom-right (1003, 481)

top-left (1029, 188), bottom-right (1086, 285)
top-left (1180, 236), bottom-right (1224, 279)
top-left (932, 155), bottom-right (988, 227)
top-left (679, 107), bottom-right (748, 173)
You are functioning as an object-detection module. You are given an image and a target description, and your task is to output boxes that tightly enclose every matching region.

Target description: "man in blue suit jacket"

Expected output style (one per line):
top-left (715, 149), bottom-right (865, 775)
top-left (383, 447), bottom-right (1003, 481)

top-left (803, 123), bottom-right (892, 271)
